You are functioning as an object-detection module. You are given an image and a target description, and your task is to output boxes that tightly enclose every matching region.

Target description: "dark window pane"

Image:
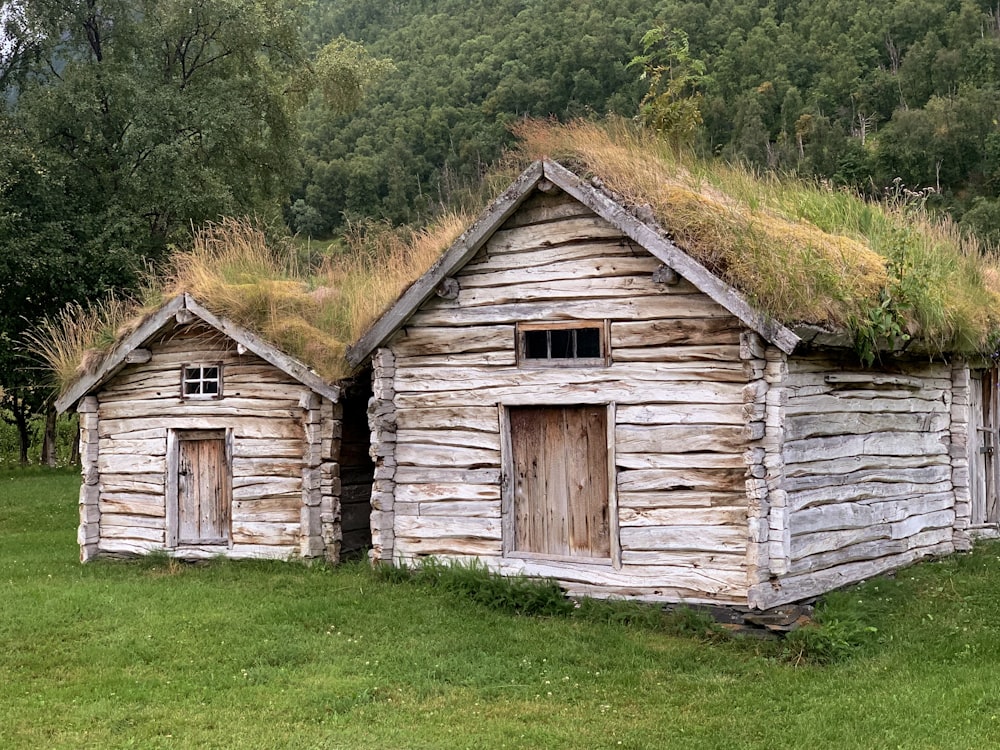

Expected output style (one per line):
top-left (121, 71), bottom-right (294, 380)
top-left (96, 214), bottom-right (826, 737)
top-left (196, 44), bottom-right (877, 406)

top-left (202, 380), bottom-right (219, 395)
top-left (524, 330), bottom-right (549, 359)
top-left (203, 367), bottom-right (218, 380)
top-left (550, 329), bottom-right (572, 358)
top-left (184, 367), bottom-right (200, 380)
top-left (185, 381), bottom-right (201, 395)
top-left (576, 328), bottom-right (601, 358)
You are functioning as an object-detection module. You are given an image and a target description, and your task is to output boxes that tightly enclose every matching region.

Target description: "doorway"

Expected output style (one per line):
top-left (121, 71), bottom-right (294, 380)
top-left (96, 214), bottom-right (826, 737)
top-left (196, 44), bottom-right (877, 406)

top-left (970, 369), bottom-right (999, 526)
top-left (171, 429), bottom-right (231, 546)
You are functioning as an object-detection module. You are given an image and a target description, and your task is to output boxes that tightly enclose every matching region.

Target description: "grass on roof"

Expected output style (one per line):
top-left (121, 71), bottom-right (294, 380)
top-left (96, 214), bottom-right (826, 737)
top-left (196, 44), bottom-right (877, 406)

top-left (31, 118), bottom-right (1000, 395)
top-left (31, 214), bottom-right (468, 392)
top-left (512, 118), bottom-right (1000, 359)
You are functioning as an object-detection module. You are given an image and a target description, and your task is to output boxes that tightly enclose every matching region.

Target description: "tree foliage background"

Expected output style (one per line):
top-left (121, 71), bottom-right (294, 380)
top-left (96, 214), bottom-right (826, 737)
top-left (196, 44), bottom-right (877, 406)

top-left (293, 0), bottom-right (1000, 241)
top-left (0, 0), bottom-right (382, 460)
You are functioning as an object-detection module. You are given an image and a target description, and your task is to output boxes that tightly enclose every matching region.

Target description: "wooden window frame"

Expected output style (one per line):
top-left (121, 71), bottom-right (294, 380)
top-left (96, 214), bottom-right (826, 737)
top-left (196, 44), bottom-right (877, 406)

top-left (516, 321), bottom-right (610, 368)
top-left (499, 402), bottom-right (621, 569)
top-left (180, 362), bottom-right (223, 400)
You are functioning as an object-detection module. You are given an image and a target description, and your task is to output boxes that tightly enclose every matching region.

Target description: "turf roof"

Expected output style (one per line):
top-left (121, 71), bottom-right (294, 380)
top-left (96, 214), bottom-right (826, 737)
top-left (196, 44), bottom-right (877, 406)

top-left (40, 118), bottom-right (1000, 396)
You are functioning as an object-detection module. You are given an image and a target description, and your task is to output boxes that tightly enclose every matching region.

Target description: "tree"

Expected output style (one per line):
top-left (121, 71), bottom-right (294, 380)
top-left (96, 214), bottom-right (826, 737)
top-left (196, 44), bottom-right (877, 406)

top-left (0, 0), bottom-right (387, 462)
top-left (628, 25), bottom-right (707, 151)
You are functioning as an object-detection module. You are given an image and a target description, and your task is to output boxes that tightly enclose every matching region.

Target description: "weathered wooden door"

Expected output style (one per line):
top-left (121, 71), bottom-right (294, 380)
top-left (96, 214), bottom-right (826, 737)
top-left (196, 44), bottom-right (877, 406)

top-left (176, 430), bottom-right (230, 545)
top-left (509, 405), bottom-right (610, 559)
top-left (971, 369), bottom-right (1000, 526)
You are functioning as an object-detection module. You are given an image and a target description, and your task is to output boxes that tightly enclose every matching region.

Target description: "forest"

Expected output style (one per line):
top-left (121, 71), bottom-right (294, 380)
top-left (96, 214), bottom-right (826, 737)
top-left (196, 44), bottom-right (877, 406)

top-left (3, 0), bottom-right (1000, 461)
top-left (293, 0), bottom-right (1000, 242)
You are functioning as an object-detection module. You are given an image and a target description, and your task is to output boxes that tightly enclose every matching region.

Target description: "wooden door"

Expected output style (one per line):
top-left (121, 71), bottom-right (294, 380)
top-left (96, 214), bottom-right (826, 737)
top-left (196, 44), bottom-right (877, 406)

top-left (509, 405), bottom-right (610, 559)
top-left (176, 431), bottom-right (230, 545)
top-left (971, 369), bottom-right (1000, 526)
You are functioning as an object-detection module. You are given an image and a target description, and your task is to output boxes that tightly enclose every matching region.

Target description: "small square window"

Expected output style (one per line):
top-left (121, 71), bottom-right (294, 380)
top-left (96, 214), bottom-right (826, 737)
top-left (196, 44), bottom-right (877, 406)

top-left (517, 323), bottom-right (607, 367)
top-left (182, 364), bottom-right (222, 399)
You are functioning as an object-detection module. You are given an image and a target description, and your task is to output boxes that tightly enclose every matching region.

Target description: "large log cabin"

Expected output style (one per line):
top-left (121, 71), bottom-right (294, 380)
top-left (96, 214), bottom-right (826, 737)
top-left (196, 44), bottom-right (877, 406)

top-left (347, 159), bottom-right (999, 609)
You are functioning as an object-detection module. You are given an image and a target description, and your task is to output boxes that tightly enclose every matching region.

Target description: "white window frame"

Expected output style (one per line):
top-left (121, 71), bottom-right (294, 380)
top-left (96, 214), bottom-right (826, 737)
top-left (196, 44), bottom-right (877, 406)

top-left (180, 363), bottom-right (223, 400)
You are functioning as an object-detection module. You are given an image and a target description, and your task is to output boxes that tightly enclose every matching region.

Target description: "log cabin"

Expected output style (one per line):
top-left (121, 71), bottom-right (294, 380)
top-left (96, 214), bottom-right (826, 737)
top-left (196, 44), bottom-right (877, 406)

top-left (55, 293), bottom-right (374, 563)
top-left (346, 158), bottom-right (1000, 609)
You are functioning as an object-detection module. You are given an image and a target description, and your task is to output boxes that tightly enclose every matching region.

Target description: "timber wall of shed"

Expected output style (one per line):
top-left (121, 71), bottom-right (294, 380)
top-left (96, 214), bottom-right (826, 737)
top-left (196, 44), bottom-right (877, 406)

top-left (372, 190), bottom-right (756, 604)
top-left (763, 354), bottom-right (956, 605)
top-left (91, 324), bottom-right (340, 560)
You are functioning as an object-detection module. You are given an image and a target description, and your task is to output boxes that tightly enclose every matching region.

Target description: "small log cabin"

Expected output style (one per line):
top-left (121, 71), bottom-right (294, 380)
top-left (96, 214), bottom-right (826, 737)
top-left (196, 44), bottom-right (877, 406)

top-left (55, 294), bottom-right (374, 563)
top-left (347, 159), bottom-right (1000, 609)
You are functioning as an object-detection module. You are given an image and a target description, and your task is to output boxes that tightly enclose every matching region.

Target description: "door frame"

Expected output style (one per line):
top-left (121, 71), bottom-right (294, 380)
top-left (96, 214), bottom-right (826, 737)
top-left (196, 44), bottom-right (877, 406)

top-left (499, 402), bottom-right (621, 568)
top-left (166, 428), bottom-right (234, 548)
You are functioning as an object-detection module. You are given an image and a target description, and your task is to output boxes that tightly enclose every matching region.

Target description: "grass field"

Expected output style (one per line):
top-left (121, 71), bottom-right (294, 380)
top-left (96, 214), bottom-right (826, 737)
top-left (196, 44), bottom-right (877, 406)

top-left (4, 469), bottom-right (1000, 749)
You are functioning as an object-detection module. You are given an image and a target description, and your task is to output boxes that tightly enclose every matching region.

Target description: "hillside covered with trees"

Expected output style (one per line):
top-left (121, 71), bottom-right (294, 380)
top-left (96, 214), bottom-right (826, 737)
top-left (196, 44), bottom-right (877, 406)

top-left (294, 0), bottom-right (1000, 245)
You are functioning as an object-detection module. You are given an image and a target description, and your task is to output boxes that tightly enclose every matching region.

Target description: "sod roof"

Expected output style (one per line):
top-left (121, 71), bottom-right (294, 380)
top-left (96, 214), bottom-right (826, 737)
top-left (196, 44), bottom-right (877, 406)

top-left (41, 118), bottom-right (1000, 399)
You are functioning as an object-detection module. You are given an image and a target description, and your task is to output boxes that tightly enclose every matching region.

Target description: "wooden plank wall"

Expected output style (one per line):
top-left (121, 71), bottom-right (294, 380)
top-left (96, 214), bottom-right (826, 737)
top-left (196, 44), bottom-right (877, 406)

top-left (93, 323), bottom-right (336, 560)
top-left (372, 190), bottom-right (754, 604)
top-left (763, 354), bottom-right (956, 605)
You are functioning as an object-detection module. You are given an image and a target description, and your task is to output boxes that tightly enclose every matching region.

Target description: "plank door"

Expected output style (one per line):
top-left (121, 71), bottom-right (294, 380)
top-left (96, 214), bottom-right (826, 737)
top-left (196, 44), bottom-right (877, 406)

top-left (176, 430), bottom-right (230, 545)
top-left (971, 369), bottom-right (1000, 526)
top-left (509, 405), bottom-right (610, 559)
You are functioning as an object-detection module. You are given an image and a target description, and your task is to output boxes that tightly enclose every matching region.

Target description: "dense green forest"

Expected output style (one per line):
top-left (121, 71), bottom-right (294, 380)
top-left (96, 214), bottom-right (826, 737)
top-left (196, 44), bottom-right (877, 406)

top-left (4, 0), bottom-right (1000, 460)
top-left (293, 0), bottom-right (1000, 245)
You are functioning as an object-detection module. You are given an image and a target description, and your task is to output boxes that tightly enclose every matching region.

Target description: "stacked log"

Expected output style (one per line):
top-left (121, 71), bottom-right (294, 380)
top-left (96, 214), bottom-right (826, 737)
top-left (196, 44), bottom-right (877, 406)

top-left (771, 355), bottom-right (955, 603)
top-left (368, 349), bottom-right (398, 564)
top-left (951, 363), bottom-right (973, 551)
top-left (78, 396), bottom-right (100, 562)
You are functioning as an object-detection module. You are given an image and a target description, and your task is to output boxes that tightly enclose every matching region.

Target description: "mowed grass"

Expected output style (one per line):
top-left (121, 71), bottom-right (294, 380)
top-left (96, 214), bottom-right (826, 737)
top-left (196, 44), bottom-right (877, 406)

top-left (4, 471), bottom-right (1000, 749)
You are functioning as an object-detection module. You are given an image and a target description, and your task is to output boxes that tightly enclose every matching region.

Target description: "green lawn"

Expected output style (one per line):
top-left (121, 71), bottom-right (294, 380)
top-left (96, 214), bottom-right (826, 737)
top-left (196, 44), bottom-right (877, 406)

top-left (3, 469), bottom-right (1000, 749)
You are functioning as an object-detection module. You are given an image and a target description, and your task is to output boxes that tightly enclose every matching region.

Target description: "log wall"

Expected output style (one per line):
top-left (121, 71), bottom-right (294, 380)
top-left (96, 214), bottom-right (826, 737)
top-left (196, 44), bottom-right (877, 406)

top-left (371, 190), bottom-right (754, 604)
top-left (762, 353), bottom-right (956, 605)
top-left (90, 323), bottom-right (342, 560)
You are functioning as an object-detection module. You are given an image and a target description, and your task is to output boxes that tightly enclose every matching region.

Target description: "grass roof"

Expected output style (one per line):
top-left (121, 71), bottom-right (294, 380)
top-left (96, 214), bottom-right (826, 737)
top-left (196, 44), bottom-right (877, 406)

top-left (511, 118), bottom-right (1000, 360)
top-left (34, 118), bottom-right (1000, 396)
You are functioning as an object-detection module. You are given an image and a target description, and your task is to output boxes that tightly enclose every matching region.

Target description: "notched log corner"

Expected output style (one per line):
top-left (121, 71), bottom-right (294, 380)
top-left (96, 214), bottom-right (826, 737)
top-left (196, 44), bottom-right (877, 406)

top-left (435, 277), bottom-right (460, 300)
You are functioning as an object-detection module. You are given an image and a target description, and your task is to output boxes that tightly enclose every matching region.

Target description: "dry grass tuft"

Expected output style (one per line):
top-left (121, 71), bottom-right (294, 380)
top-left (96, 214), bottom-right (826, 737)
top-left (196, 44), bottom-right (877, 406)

top-left (25, 295), bottom-right (141, 389)
top-left (320, 213), bottom-right (470, 339)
